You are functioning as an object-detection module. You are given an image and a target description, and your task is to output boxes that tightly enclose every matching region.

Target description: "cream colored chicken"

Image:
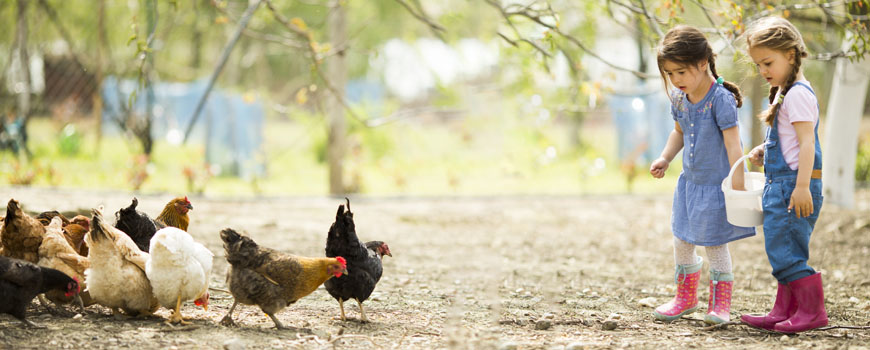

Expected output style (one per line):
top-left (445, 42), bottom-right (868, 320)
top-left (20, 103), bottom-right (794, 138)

top-left (37, 217), bottom-right (93, 310)
top-left (145, 227), bottom-right (213, 324)
top-left (84, 207), bottom-right (158, 316)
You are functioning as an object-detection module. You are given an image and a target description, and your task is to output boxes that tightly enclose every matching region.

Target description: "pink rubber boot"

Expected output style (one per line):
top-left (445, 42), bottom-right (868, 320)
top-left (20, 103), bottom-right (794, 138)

top-left (704, 270), bottom-right (733, 324)
top-left (740, 283), bottom-right (795, 330)
top-left (774, 273), bottom-right (828, 333)
top-left (654, 257), bottom-right (703, 322)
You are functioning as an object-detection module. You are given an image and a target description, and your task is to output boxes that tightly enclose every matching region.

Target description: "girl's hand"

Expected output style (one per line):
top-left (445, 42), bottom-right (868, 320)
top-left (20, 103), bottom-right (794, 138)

top-left (650, 157), bottom-right (670, 178)
top-left (788, 187), bottom-right (814, 218)
top-left (748, 144), bottom-right (765, 167)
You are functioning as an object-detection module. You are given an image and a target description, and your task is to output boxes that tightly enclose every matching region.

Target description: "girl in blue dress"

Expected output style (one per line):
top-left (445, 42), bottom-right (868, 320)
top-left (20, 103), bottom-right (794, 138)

top-left (649, 25), bottom-right (755, 324)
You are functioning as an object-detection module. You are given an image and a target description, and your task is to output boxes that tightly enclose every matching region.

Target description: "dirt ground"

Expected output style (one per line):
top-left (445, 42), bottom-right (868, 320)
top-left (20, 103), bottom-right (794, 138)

top-left (1, 187), bottom-right (869, 350)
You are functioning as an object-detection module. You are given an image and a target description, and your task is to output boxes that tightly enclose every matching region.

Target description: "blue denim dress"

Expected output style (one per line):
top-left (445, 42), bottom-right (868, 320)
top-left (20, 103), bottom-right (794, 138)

top-left (762, 82), bottom-right (823, 284)
top-left (670, 83), bottom-right (756, 246)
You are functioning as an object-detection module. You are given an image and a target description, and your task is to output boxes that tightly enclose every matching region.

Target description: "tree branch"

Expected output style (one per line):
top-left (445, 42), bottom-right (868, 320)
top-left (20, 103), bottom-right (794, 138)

top-left (262, 0), bottom-right (371, 126)
top-left (487, 0), bottom-right (656, 79)
top-left (393, 0), bottom-right (446, 39)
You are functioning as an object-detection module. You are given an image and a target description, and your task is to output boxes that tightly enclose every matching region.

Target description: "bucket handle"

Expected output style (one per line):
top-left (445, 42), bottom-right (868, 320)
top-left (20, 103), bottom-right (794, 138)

top-left (724, 154), bottom-right (751, 191)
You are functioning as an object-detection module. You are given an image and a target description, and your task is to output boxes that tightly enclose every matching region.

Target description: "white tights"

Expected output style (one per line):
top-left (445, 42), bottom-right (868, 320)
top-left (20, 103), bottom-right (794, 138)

top-left (673, 237), bottom-right (732, 273)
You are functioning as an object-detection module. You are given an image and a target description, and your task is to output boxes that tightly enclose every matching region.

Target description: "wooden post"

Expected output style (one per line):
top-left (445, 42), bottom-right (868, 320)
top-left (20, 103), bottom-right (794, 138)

top-left (326, 0), bottom-right (348, 195)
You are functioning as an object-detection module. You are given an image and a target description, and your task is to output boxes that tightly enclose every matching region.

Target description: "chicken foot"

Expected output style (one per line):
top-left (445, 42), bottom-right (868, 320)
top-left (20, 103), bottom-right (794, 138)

top-left (219, 300), bottom-right (239, 327)
top-left (19, 318), bottom-right (46, 329)
top-left (267, 312), bottom-right (285, 329)
top-left (166, 294), bottom-right (191, 325)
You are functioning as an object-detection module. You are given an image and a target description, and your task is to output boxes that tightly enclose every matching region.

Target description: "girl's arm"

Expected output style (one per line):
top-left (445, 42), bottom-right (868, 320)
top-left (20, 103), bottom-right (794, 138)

top-left (722, 126), bottom-right (746, 190)
top-left (650, 122), bottom-right (684, 178)
top-left (790, 121), bottom-right (816, 218)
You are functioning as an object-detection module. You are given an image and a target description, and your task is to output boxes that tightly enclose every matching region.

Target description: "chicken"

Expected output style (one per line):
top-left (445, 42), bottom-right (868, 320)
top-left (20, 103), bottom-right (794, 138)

top-left (85, 207), bottom-right (159, 316)
top-left (145, 227), bottom-right (213, 324)
top-left (1, 199), bottom-right (46, 263)
top-left (1, 255), bottom-right (80, 327)
top-left (35, 211), bottom-right (89, 256)
top-left (37, 216), bottom-right (93, 310)
top-left (323, 200), bottom-right (391, 322)
top-left (114, 197), bottom-right (193, 252)
top-left (65, 215), bottom-right (90, 256)
top-left (219, 228), bottom-right (347, 329)
top-left (36, 211), bottom-right (71, 226)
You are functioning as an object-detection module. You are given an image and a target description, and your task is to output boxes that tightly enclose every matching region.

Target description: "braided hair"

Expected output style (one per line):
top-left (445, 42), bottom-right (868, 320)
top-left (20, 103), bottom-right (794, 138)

top-left (656, 25), bottom-right (743, 107)
top-left (746, 17), bottom-right (809, 126)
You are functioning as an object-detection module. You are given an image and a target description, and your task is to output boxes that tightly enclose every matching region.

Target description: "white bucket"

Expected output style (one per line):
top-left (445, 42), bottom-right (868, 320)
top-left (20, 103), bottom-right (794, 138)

top-left (721, 155), bottom-right (765, 227)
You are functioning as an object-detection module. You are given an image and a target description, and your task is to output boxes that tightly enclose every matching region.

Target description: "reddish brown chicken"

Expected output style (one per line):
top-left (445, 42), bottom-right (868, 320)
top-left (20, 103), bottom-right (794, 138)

top-left (1, 199), bottom-right (46, 263)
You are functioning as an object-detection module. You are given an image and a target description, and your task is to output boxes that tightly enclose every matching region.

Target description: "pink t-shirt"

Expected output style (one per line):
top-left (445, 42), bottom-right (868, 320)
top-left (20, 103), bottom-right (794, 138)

top-left (773, 80), bottom-right (818, 170)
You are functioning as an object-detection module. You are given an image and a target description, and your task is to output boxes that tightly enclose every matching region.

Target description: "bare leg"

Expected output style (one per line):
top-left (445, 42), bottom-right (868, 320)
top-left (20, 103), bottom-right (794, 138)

top-left (267, 312), bottom-right (284, 329)
top-left (20, 318), bottom-right (46, 329)
top-left (37, 295), bottom-right (57, 314)
top-left (75, 295), bottom-right (85, 314)
top-left (220, 300), bottom-right (238, 326)
top-left (332, 299), bottom-right (347, 321)
top-left (167, 294), bottom-right (191, 325)
top-left (357, 299), bottom-right (367, 323)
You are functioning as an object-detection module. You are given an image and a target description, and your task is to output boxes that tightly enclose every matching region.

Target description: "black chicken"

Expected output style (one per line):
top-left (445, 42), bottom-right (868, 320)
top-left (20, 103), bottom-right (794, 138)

top-left (113, 197), bottom-right (164, 252)
top-left (1, 255), bottom-right (80, 327)
top-left (323, 199), bottom-right (391, 322)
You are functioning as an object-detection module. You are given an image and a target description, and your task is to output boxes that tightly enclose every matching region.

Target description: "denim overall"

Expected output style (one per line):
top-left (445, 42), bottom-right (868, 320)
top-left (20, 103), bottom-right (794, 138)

top-left (762, 82), bottom-right (823, 284)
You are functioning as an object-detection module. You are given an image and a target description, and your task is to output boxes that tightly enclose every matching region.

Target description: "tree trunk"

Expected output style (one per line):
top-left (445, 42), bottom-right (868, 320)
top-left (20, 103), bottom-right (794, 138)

top-left (822, 42), bottom-right (870, 208)
top-left (749, 74), bottom-right (765, 170)
top-left (94, 0), bottom-right (106, 149)
top-left (326, 0), bottom-right (348, 195)
top-left (15, 0), bottom-right (31, 157)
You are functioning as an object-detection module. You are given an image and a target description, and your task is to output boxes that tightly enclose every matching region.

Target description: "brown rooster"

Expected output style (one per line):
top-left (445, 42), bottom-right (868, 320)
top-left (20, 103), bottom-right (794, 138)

top-left (1, 199), bottom-right (46, 263)
top-left (219, 228), bottom-right (347, 329)
top-left (37, 217), bottom-right (93, 311)
top-left (114, 197), bottom-right (193, 252)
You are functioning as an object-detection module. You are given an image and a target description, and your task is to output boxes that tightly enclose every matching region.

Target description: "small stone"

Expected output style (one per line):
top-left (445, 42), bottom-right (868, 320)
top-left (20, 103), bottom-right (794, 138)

top-left (223, 338), bottom-right (246, 350)
top-left (541, 313), bottom-right (555, 320)
top-left (535, 320), bottom-right (552, 330)
top-left (849, 296), bottom-right (860, 304)
top-left (499, 342), bottom-right (518, 350)
top-left (602, 320), bottom-right (618, 330)
top-left (608, 313), bottom-right (621, 320)
top-left (780, 335), bottom-right (790, 342)
top-left (566, 341), bottom-right (587, 350)
top-left (73, 314), bottom-right (83, 320)
top-left (638, 297), bottom-right (657, 308)
top-left (39, 313), bottom-right (52, 319)
top-left (582, 288), bottom-right (591, 293)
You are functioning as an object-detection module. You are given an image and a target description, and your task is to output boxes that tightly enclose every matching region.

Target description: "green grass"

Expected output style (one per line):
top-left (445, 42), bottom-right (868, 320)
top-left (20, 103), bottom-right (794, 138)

top-left (1, 114), bottom-right (683, 197)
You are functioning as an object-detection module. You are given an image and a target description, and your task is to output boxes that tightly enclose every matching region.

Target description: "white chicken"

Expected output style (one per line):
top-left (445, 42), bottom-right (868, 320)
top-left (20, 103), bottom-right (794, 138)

top-left (145, 227), bottom-right (213, 324)
top-left (85, 207), bottom-right (159, 316)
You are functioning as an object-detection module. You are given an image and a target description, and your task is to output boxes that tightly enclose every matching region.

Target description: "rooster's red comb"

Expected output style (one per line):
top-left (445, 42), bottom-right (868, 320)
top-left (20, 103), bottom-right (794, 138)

top-left (336, 256), bottom-right (347, 268)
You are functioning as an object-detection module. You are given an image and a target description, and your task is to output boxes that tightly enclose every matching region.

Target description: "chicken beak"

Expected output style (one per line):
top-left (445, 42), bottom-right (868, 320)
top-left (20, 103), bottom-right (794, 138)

top-left (187, 203), bottom-right (194, 210)
top-left (342, 267), bottom-right (349, 276)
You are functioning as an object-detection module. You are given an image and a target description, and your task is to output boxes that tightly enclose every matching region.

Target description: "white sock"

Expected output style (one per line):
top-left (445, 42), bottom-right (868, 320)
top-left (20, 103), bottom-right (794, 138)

top-left (673, 237), bottom-right (698, 266)
top-left (705, 244), bottom-right (732, 274)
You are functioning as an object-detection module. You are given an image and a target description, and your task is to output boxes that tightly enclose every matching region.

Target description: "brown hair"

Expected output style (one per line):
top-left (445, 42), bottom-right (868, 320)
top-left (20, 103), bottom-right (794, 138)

top-left (745, 16), bottom-right (809, 125)
top-left (656, 25), bottom-right (743, 107)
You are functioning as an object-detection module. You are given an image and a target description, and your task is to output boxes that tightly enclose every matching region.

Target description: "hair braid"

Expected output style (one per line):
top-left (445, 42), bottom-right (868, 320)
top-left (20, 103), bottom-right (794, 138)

top-left (708, 56), bottom-right (743, 108)
top-left (762, 48), bottom-right (802, 125)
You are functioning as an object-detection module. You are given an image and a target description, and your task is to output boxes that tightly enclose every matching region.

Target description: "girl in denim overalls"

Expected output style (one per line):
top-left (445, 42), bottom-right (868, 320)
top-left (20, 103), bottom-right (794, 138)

top-left (649, 26), bottom-right (755, 325)
top-left (741, 16), bottom-right (828, 333)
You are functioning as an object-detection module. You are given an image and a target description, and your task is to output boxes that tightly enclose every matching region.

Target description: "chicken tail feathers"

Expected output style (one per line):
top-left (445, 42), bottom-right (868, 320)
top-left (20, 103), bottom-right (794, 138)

top-left (221, 228), bottom-right (264, 269)
top-left (89, 208), bottom-right (111, 243)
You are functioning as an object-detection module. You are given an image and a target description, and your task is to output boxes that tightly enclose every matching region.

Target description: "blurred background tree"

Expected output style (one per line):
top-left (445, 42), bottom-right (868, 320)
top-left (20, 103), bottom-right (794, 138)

top-left (0, 0), bottom-right (867, 205)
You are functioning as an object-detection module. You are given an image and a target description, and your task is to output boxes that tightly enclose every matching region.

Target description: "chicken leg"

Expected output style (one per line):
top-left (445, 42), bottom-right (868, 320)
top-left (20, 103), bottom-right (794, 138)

top-left (333, 299), bottom-right (347, 321)
top-left (357, 299), bottom-right (368, 323)
top-left (267, 312), bottom-right (285, 329)
top-left (167, 294), bottom-right (191, 325)
top-left (220, 300), bottom-right (239, 327)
